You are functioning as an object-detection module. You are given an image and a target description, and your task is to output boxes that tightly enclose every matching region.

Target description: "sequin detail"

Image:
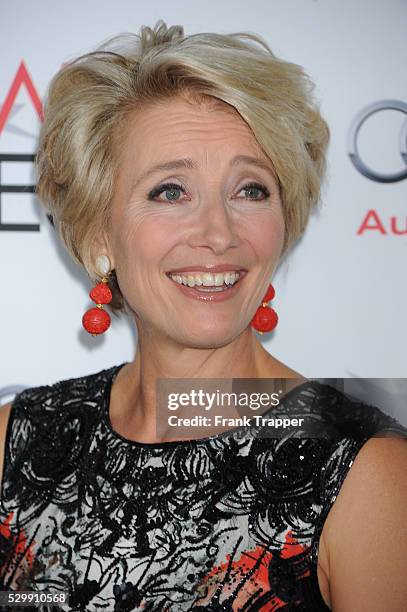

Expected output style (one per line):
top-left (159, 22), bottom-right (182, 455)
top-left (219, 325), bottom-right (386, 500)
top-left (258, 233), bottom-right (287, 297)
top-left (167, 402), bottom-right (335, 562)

top-left (0, 365), bottom-right (405, 611)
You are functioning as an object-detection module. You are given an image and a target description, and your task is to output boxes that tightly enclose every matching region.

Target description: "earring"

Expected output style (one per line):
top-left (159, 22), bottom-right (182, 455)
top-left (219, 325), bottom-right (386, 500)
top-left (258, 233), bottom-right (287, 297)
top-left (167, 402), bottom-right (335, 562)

top-left (250, 283), bottom-right (278, 335)
top-left (82, 255), bottom-right (113, 335)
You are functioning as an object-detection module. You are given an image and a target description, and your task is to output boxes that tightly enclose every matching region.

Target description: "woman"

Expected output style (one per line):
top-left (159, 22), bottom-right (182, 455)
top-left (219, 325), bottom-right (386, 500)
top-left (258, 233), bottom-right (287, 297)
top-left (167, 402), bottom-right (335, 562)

top-left (0, 19), bottom-right (406, 611)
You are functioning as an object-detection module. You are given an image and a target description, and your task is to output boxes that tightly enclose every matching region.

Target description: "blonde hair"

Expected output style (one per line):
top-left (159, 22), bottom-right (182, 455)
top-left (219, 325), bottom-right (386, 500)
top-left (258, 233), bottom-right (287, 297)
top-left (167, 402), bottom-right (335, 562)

top-left (36, 19), bottom-right (330, 311)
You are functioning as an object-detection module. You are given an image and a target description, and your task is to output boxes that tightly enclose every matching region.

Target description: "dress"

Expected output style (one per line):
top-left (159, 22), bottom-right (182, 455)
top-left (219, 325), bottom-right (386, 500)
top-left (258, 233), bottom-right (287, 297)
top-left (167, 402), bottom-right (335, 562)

top-left (0, 363), bottom-right (405, 611)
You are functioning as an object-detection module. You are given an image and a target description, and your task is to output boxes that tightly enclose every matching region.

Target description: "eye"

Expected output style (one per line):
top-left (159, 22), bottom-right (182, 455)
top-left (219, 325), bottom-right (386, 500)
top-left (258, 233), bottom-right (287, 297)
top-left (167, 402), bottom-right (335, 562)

top-left (147, 182), bottom-right (187, 204)
top-left (237, 182), bottom-right (270, 201)
top-left (147, 180), bottom-right (271, 204)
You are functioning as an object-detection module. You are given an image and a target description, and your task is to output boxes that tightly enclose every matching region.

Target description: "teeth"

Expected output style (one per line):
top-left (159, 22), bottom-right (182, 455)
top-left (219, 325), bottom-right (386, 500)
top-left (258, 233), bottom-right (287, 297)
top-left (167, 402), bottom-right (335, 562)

top-left (169, 271), bottom-right (241, 288)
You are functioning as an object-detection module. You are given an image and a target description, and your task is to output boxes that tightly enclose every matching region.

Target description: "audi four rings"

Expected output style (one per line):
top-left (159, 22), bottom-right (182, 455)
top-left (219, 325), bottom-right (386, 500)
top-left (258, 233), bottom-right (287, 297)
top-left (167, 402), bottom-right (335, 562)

top-left (348, 99), bottom-right (407, 183)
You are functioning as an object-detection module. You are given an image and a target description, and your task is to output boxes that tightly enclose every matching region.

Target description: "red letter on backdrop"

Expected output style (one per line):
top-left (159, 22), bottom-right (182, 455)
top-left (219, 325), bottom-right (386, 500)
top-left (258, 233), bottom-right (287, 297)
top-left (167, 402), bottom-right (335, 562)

top-left (390, 216), bottom-right (407, 235)
top-left (0, 61), bottom-right (43, 135)
top-left (356, 209), bottom-right (387, 235)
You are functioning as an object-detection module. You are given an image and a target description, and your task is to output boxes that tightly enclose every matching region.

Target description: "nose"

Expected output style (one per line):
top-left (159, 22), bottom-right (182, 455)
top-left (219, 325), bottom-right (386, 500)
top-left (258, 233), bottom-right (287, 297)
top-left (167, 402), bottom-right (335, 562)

top-left (187, 198), bottom-right (241, 255)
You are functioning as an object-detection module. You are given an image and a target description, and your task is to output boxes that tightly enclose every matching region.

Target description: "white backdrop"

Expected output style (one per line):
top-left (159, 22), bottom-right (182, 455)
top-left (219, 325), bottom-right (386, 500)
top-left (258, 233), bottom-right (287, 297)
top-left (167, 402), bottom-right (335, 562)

top-left (0, 0), bottom-right (406, 408)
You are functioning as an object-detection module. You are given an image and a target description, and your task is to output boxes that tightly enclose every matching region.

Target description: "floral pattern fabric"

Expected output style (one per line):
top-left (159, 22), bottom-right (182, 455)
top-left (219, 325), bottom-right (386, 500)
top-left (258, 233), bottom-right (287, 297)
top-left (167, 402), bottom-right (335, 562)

top-left (0, 364), bottom-right (405, 611)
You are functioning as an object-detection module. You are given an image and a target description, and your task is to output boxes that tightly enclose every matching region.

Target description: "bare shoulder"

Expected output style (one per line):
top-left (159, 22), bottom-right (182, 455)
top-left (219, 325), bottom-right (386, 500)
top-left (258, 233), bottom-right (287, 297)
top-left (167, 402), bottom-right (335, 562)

top-left (0, 402), bottom-right (13, 485)
top-left (260, 351), bottom-right (307, 381)
top-left (322, 435), bottom-right (407, 611)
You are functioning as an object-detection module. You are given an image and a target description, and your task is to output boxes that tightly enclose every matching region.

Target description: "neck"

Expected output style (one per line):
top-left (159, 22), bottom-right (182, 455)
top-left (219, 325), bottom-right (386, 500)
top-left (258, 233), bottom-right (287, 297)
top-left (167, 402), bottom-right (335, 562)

top-left (110, 324), bottom-right (304, 443)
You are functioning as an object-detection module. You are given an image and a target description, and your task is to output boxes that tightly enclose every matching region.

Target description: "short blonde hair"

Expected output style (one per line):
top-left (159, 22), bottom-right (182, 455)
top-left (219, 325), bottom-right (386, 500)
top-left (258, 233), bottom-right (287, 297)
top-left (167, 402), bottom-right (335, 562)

top-left (36, 19), bottom-right (330, 311)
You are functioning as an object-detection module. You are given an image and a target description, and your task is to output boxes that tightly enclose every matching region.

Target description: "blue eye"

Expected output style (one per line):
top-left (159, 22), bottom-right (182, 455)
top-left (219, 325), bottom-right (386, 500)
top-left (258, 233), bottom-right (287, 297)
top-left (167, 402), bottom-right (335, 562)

top-left (147, 181), bottom-right (271, 204)
top-left (147, 182), bottom-right (185, 203)
top-left (238, 182), bottom-right (270, 200)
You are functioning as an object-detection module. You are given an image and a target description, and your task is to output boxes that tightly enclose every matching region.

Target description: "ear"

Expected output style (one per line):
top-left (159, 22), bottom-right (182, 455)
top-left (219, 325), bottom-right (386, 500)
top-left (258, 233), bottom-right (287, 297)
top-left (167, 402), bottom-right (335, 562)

top-left (91, 228), bottom-right (115, 272)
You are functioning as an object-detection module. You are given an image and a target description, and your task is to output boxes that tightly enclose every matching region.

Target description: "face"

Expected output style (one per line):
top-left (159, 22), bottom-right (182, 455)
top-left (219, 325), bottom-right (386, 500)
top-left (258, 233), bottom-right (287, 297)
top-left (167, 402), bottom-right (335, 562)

top-left (106, 95), bottom-right (285, 348)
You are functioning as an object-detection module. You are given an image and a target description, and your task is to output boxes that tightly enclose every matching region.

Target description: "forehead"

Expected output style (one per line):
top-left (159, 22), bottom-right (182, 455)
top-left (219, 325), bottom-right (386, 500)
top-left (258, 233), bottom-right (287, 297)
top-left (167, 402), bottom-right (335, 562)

top-left (122, 95), bottom-right (265, 160)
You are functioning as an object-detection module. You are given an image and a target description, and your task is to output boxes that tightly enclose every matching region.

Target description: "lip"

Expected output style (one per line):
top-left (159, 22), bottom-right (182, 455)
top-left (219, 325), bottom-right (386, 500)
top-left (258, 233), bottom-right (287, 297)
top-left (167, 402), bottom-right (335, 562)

top-left (166, 270), bottom-right (247, 303)
top-left (166, 265), bottom-right (247, 274)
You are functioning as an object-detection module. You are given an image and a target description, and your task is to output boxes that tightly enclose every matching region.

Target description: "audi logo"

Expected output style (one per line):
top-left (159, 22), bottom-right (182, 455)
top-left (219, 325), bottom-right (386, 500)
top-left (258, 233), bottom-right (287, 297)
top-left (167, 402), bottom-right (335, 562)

top-left (348, 99), bottom-right (407, 183)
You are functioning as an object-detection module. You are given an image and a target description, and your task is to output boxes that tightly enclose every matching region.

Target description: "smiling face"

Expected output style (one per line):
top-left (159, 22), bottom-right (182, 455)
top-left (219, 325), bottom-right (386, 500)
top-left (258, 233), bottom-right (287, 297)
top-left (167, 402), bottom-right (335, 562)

top-left (105, 94), bottom-right (285, 348)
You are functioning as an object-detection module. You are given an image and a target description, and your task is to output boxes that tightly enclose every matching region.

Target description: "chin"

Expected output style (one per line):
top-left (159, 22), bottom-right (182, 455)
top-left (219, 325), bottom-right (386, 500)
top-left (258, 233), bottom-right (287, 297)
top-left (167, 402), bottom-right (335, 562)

top-left (176, 323), bottom-right (244, 349)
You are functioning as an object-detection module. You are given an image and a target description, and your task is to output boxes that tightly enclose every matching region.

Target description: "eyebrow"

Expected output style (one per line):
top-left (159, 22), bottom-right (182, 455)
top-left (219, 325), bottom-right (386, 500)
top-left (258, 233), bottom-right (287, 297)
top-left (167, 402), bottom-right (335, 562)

top-left (132, 154), bottom-right (278, 188)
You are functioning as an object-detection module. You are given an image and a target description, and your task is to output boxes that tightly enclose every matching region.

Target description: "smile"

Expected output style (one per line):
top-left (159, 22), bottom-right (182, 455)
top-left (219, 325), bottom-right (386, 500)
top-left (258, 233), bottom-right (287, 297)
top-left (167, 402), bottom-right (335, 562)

top-left (165, 269), bottom-right (247, 302)
top-left (169, 271), bottom-right (242, 288)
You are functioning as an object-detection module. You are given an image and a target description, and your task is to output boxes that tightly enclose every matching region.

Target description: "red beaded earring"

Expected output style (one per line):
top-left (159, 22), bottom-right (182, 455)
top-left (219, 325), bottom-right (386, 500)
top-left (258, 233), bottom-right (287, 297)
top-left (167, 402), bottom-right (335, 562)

top-left (250, 283), bottom-right (278, 334)
top-left (82, 255), bottom-right (113, 335)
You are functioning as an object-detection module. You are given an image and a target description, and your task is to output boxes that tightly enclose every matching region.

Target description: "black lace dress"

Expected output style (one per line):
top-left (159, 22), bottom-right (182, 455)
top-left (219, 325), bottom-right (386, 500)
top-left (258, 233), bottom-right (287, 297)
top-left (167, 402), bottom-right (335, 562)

top-left (0, 364), bottom-right (405, 611)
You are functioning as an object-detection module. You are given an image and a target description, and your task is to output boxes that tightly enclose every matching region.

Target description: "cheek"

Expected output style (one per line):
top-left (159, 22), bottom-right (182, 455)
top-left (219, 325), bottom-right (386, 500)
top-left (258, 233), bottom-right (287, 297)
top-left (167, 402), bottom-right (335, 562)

top-left (111, 210), bottom-right (176, 275)
top-left (110, 197), bottom-right (285, 275)
top-left (243, 207), bottom-right (285, 261)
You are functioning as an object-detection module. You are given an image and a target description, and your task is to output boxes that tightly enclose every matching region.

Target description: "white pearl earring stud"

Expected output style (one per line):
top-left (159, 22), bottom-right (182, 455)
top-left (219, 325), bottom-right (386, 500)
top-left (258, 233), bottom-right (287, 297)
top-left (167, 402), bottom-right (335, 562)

top-left (95, 255), bottom-right (111, 277)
